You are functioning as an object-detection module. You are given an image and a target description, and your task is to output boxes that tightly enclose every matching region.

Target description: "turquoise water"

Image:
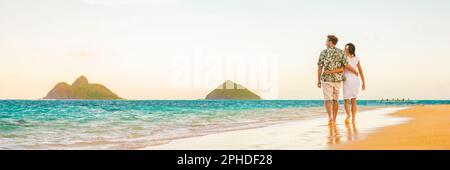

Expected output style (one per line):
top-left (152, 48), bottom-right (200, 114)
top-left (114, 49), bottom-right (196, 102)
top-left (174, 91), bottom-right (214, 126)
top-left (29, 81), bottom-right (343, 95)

top-left (0, 100), bottom-right (449, 149)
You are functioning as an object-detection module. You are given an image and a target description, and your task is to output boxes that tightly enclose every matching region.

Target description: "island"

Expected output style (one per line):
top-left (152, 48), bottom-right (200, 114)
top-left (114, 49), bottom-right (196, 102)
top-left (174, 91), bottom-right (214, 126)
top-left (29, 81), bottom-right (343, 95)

top-left (205, 80), bottom-right (261, 100)
top-left (44, 75), bottom-right (122, 100)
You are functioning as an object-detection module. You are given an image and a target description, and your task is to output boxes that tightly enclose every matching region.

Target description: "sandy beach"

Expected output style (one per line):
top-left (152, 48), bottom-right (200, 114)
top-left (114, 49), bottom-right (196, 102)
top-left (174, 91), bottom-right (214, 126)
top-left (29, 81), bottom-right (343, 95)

top-left (142, 105), bottom-right (450, 150)
top-left (336, 105), bottom-right (450, 150)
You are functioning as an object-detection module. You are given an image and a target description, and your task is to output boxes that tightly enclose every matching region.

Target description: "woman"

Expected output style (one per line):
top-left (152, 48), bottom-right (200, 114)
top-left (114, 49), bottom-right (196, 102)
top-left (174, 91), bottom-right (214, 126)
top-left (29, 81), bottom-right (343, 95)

top-left (325, 43), bottom-right (366, 124)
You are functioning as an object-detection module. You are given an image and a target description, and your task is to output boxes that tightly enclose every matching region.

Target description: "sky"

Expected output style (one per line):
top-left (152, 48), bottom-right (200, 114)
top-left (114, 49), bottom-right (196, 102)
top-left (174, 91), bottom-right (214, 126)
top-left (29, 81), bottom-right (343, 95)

top-left (1, 0), bottom-right (450, 99)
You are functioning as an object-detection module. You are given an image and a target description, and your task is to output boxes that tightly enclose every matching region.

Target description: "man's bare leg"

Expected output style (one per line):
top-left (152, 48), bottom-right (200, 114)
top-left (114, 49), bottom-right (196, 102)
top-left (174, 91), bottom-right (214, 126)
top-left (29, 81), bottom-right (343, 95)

top-left (324, 100), bottom-right (333, 125)
top-left (332, 100), bottom-right (339, 123)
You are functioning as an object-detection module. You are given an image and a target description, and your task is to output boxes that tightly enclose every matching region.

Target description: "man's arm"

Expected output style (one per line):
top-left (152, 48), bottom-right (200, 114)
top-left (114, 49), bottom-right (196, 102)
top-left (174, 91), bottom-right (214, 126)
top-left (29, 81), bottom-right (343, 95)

top-left (317, 66), bottom-right (322, 88)
top-left (345, 65), bottom-right (359, 76)
top-left (317, 51), bottom-right (325, 88)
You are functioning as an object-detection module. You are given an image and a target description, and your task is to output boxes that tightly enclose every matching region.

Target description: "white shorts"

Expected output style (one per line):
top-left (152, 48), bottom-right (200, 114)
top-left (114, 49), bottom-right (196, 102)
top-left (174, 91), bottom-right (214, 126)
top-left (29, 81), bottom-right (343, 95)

top-left (322, 81), bottom-right (341, 101)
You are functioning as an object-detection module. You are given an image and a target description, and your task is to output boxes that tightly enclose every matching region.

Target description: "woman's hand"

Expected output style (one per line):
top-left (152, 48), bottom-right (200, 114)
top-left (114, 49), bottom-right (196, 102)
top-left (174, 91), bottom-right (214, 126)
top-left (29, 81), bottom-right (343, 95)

top-left (325, 70), bottom-right (333, 75)
top-left (362, 83), bottom-right (366, 91)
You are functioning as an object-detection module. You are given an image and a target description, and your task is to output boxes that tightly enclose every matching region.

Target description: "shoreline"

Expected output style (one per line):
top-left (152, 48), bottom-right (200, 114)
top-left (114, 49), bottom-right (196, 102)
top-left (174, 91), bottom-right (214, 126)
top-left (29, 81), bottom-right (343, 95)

top-left (141, 107), bottom-right (408, 150)
top-left (335, 105), bottom-right (450, 150)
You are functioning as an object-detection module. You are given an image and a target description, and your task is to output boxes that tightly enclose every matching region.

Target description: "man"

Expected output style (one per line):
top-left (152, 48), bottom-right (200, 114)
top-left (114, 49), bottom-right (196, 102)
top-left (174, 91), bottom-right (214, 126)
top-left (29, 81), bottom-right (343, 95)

top-left (317, 35), bottom-right (358, 125)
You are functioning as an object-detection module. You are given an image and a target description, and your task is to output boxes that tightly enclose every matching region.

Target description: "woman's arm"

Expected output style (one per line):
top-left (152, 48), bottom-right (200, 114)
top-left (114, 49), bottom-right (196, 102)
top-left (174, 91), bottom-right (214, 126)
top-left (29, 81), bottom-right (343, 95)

top-left (357, 62), bottom-right (366, 90)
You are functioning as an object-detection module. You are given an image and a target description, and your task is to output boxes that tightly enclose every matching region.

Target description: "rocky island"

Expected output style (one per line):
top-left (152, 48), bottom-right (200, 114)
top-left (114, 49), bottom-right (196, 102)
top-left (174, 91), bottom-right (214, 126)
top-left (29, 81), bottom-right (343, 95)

top-left (205, 80), bottom-right (261, 100)
top-left (44, 75), bottom-right (122, 100)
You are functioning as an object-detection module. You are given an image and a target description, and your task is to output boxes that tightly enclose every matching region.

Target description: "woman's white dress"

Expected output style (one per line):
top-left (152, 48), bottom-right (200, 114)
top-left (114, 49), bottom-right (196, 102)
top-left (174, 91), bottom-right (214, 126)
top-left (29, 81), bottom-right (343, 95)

top-left (343, 56), bottom-right (360, 99)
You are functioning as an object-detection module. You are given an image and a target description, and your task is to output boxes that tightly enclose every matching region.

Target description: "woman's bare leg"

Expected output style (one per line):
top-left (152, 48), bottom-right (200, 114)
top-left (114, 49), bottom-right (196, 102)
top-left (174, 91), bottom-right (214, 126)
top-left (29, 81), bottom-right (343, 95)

top-left (344, 99), bottom-right (351, 124)
top-left (351, 98), bottom-right (357, 123)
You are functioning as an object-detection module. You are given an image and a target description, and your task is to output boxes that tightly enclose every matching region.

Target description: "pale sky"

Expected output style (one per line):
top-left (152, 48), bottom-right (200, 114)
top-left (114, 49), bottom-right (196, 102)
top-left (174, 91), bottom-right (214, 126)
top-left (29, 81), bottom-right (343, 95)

top-left (1, 0), bottom-right (450, 99)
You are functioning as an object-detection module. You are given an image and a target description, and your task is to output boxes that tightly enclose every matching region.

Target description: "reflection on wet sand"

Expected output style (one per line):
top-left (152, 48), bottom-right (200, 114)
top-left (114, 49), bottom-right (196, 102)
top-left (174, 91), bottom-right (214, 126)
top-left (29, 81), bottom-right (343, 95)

top-left (328, 123), bottom-right (360, 145)
top-left (345, 123), bottom-right (359, 141)
top-left (327, 124), bottom-right (341, 145)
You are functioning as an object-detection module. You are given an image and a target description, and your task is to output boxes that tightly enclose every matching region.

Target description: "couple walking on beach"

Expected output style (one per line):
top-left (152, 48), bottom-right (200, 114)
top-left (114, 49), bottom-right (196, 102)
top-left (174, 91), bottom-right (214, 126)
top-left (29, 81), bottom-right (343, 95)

top-left (317, 35), bottom-right (366, 125)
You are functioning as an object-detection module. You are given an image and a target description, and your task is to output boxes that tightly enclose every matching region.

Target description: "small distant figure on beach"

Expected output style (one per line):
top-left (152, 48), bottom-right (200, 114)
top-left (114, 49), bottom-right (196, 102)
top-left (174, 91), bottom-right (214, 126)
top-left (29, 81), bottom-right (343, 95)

top-left (380, 98), bottom-right (410, 102)
top-left (317, 35), bottom-right (365, 125)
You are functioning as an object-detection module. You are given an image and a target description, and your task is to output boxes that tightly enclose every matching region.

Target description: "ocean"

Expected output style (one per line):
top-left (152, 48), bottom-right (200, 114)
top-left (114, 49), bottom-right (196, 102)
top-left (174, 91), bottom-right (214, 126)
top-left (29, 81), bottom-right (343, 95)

top-left (0, 100), bottom-right (449, 149)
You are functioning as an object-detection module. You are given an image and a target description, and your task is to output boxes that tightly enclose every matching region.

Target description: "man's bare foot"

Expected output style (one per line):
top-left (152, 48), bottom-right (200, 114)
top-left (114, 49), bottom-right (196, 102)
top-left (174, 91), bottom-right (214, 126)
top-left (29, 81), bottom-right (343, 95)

top-left (328, 119), bottom-right (334, 126)
top-left (345, 115), bottom-right (351, 124)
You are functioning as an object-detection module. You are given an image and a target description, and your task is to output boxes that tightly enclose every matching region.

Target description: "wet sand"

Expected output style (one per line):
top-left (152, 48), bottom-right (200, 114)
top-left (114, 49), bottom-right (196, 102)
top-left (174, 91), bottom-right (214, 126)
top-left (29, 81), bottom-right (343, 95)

top-left (336, 105), bottom-right (450, 150)
top-left (142, 107), bottom-right (408, 150)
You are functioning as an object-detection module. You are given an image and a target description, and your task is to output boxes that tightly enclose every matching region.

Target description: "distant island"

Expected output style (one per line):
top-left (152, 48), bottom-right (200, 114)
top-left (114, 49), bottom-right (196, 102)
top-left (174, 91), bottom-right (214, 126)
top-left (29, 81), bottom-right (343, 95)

top-left (205, 80), bottom-right (261, 100)
top-left (44, 75), bottom-right (122, 100)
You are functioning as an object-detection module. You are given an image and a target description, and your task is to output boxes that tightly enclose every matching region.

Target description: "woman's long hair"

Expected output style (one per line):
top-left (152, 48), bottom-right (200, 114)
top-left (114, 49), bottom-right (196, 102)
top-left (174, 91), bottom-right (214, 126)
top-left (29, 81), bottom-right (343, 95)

top-left (345, 43), bottom-right (356, 56)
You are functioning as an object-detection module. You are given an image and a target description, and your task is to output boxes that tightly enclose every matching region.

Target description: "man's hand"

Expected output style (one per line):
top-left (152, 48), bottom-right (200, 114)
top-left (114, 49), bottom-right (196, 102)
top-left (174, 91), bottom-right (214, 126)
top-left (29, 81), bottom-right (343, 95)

top-left (345, 65), bottom-right (359, 76)
top-left (317, 66), bottom-right (323, 89)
